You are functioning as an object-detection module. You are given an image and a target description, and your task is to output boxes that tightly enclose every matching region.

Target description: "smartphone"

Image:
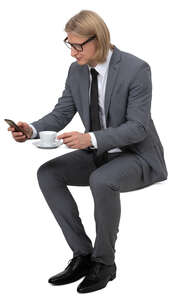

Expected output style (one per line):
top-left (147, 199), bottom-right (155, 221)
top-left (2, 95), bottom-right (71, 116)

top-left (4, 119), bottom-right (28, 137)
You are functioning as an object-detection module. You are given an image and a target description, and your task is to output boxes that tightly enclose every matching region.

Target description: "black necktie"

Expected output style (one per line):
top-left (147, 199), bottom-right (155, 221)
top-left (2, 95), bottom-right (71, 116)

top-left (89, 68), bottom-right (108, 167)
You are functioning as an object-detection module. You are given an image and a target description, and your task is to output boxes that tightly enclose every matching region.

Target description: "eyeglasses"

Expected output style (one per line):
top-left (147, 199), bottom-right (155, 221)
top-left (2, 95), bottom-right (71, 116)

top-left (64, 35), bottom-right (96, 52)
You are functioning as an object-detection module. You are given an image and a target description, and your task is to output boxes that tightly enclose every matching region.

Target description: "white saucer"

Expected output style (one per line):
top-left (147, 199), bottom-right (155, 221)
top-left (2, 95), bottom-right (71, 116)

top-left (33, 139), bottom-right (63, 149)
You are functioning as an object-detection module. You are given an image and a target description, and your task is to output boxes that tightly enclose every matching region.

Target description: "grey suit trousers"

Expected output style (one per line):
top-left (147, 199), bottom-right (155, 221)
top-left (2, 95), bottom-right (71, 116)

top-left (37, 149), bottom-right (151, 265)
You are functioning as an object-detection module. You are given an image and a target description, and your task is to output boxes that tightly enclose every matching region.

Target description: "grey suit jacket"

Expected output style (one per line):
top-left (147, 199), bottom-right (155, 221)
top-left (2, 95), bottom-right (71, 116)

top-left (31, 46), bottom-right (168, 186)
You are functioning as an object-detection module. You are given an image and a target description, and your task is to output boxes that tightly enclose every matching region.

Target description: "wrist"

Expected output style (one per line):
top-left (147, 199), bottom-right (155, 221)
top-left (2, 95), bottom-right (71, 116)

top-left (29, 127), bottom-right (33, 138)
top-left (85, 133), bottom-right (92, 147)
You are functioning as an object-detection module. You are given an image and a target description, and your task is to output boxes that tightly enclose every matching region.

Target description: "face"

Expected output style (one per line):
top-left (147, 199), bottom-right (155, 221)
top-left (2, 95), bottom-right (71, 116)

top-left (67, 32), bottom-right (98, 67)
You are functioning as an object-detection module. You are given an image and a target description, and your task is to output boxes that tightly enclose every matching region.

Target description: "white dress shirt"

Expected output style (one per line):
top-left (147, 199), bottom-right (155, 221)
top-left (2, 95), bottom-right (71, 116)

top-left (30, 49), bottom-right (122, 152)
top-left (88, 49), bottom-right (122, 153)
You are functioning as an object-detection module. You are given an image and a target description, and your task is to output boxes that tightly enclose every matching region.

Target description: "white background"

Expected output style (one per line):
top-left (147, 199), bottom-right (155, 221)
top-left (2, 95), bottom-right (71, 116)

top-left (0, 0), bottom-right (180, 299)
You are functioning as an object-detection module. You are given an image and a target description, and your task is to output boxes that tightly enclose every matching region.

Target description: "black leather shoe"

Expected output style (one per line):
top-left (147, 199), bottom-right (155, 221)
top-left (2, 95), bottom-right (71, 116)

top-left (77, 261), bottom-right (116, 293)
top-left (48, 254), bottom-right (92, 285)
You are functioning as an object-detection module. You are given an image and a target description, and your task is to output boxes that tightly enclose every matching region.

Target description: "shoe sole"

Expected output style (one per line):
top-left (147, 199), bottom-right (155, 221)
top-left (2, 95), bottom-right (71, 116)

top-left (77, 273), bottom-right (116, 293)
top-left (48, 272), bottom-right (88, 286)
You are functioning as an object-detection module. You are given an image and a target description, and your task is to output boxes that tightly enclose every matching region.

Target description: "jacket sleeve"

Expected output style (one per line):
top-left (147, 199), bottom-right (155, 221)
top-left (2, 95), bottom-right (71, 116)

top-left (94, 63), bottom-right (152, 155)
top-left (31, 63), bottom-right (77, 138)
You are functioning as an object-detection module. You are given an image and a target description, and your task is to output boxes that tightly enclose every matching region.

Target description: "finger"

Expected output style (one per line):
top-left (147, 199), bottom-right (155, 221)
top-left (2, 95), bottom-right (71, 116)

top-left (61, 132), bottom-right (75, 138)
top-left (13, 132), bottom-right (24, 137)
top-left (17, 121), bottom-right (24, 127)
top-left (70, 145), bottom-right (79, 149)
top-left (8, 127), bottom-right (15, 132)
top-left (58, 135), bottom-right (69, 140)
top-left (13, 134), bottom-right (27, 141)
top-left (14, 135), bottom-right (26, 141)
top-left (15, 131), bottom-right (28, 139)
top-left (58, 135), bottom-right (64, 139)
top-left (66, 142), bottom-right (76, 148)
top-left (17, 121), bottom-right (28, 130)
top-left (63, 137), bottom-right (74, 144)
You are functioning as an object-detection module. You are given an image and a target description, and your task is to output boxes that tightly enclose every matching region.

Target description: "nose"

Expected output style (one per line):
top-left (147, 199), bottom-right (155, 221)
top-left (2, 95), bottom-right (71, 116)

top-left (71, 47), bottom-right (78, 57)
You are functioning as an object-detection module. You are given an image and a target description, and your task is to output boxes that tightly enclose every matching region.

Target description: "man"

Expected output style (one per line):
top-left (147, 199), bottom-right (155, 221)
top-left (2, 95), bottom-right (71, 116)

top-left (8, 10), bottom-right (168, 293)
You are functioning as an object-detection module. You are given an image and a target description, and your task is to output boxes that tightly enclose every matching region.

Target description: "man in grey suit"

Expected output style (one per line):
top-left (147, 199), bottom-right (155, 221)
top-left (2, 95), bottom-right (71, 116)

top-left (8, 10), bottom-right (168, 293)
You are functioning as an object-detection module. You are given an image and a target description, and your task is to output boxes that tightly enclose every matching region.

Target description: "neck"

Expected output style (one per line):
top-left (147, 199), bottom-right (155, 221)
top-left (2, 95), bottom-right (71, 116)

top-left (88, 59), bottom-right (98, 68)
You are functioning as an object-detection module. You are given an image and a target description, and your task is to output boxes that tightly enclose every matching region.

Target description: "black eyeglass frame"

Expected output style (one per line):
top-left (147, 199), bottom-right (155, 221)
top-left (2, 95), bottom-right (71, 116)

top-left (64, 35), bottom-right (96, 52)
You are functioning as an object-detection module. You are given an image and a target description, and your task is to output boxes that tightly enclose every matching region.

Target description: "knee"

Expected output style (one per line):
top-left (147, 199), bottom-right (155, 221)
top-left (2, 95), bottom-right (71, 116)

top-left (89, 170), bottom-right (107, 189)
top-left (37, 160), bottom-right (54, 182)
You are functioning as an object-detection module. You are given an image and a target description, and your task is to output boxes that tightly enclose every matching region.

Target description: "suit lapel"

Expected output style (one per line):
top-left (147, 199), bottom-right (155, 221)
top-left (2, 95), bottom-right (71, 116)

top-left (104, 47), bottom-right (121, 121)
top-left (79, 65), bottom-right (90, 130)
top-left (78, 47), bottom-right (121, 130)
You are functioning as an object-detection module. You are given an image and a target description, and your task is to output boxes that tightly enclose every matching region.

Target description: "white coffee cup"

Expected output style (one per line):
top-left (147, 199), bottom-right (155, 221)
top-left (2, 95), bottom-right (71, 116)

top-left (39, 131), bottom-right (57, 146)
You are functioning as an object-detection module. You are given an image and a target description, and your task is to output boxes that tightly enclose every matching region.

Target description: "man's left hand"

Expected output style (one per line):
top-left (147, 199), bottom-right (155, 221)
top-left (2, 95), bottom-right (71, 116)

top-left (57, 131), bottom-right (92, 149)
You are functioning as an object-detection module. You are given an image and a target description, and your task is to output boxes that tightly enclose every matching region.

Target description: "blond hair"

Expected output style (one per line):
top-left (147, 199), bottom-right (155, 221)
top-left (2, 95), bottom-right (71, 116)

top-left (64, 10), bottom-right (114, 63)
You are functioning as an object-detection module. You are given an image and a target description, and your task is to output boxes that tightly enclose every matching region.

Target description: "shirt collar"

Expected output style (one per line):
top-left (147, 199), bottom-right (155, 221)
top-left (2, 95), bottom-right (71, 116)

top-left (88, 49), bottom-right (113, 77)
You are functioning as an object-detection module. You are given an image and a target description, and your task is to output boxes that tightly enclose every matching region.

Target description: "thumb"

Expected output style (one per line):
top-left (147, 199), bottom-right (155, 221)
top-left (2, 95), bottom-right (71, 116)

top-left (17, 121), bottom-right (24, 127)
top-left (17, 121), bottom-right (29, 129)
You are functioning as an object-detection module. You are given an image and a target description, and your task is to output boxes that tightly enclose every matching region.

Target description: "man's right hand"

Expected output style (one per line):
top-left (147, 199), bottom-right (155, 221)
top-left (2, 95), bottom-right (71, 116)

top-left (8, 121), bottom-right (33, 142)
